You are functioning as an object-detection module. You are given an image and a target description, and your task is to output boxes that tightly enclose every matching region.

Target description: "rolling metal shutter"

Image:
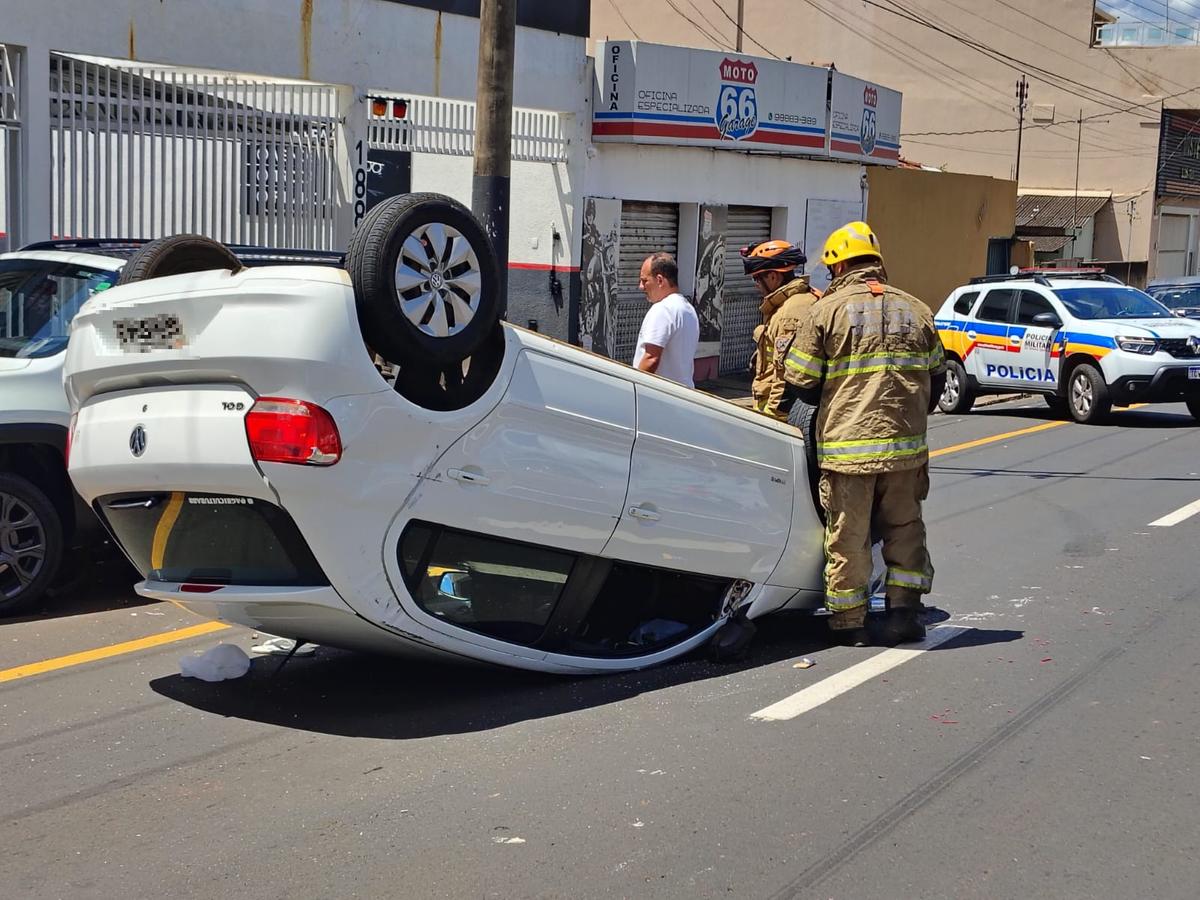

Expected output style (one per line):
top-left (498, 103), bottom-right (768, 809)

top-left (719, 205), bottom-right (773, 375)
top-left (614, 201), bottom-right (679, 363)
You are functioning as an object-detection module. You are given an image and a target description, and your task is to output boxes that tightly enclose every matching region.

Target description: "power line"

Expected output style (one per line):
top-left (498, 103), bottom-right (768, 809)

top-left (702, 0), bottom-right (783, 58)
top-left (868, 0), bottom-right (1164, 120)
top-left (605, 0), bottom-right (641, 39)
top-left (661, 0), bottom-right (735, 50)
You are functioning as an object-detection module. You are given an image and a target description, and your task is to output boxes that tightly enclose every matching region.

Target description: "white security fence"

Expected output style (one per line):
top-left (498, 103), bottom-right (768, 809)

top-left (49, 54), bottom-right (343, 249)
top-left (1, 43), bottom-right (21, 252)
top-left (367, 92), bottom-right (569, 163)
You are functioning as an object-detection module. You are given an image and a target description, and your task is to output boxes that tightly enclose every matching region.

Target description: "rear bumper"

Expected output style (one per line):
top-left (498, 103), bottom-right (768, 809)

top-left (1110, 366), bottom-right (1200, 404)
top-left (138, 581), bottom-right (462, 664)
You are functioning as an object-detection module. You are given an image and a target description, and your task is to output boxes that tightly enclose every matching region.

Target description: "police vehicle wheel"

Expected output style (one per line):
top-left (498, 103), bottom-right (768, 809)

top-left (937, 359), bottom-right (974, 414)
top-left (1067, 363), bottom-right (1111, 424)
top-left (0, 473), bottom-right (64, 617)
top-left (347, 193), bottom-right (502, 367)
top-left (116, 234), bottom-right (243, 285)
top-left (788, 400), bottom-right (824, 523)
top-left (1186, 396), bottom-right (1200, 423)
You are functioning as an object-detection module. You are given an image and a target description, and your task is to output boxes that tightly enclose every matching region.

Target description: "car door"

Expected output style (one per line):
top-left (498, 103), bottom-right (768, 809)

top-left (405, 349), bottom-right (636, 556)
top-left (966, 288), bottom-right (1018, 387)
top-left (1011, 289), bottom-right (1064, 389)
top-left (602, 385), bottom-right (794, 583)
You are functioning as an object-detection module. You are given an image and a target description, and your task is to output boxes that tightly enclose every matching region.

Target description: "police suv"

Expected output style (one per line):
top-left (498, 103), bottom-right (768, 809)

top-left (934, 269), bottom-right (1200, 424)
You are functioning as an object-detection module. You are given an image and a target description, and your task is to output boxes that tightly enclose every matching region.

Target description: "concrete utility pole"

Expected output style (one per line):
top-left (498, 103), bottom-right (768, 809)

top-left (736, 0), bottom-right (745, 52)
top-left (1071, 109), bottom-right (1082, 259)
top-left (1014, 75), bottom-right (1028, 185)
top-left (473, 0), bottom-right (516, 316)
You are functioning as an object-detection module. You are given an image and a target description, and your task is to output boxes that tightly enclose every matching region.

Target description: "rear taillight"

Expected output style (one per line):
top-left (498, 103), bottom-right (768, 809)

top-left (65, 412), bottom-right (78, 467)
top-left (244, 398), bottom-right (342, 466)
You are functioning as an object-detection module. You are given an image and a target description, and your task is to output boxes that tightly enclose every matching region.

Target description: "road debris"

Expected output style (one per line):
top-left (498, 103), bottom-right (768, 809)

top-left (492, 837), bottom-right (526, 844)
top-left (793, 658), bottom-right (816, 669)
top-left (179, 644), bottom-right (251, 682)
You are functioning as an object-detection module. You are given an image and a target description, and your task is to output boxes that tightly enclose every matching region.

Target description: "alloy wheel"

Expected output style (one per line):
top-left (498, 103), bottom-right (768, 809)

top-left (942, 368), bottom-right (961, 407)
top-left (1071, 372), bottom-right (1093, 418)
top-left (393, 222), bottom-right (483, 339)
top-left (0, 491), bottom-right (46, 600)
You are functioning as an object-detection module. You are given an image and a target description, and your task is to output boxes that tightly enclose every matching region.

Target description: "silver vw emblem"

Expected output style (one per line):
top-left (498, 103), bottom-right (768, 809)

top-left (1189, 335), bottom-right (1200, 354)
top-left (129, 425), bottom-right (147, 457)
top-left (429, 272), bottom-right (445, 290)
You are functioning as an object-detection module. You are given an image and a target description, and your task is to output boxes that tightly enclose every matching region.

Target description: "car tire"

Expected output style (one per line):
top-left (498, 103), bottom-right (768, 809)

top-left (1066, 363), bottom-right (1112, 424)
top-left (347, 193), bottom-right (502, 367)
top-left (116, 234), bottom-right (243, 285)
top-left (1187, 396), bottom-right (1200, 423)
top-left (1044, 394), bottom-right (1069, 417)
top-left (937, 359), bottom-right (974, 414)
top-left (0, 473), bottom-right (65, 617)
top-left (787, 399), bottom-right (824, 523)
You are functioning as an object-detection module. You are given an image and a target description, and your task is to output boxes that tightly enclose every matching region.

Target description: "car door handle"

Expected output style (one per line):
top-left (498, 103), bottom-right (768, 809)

top-left (447, 468), bottom-right (490, 487)
top-left (628, 506), bottom-right (661, 522)
top-left (1010, 335), bottom-right (1022, 344)
top-left (966, 330), bottom-right (977, 339)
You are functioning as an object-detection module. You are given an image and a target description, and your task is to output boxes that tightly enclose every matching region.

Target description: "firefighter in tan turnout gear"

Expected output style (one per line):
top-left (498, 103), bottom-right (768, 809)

top-left (782, 222), bottom-right (946, 646)
top-left (742, 240), bottom-right (821, 420)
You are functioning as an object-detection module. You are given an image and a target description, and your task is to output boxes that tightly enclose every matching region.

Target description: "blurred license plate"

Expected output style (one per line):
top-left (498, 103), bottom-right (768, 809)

top-left (113, 314), bottom-right (184, 352)
top-left (1190, 366), bottom-right (1200, 380)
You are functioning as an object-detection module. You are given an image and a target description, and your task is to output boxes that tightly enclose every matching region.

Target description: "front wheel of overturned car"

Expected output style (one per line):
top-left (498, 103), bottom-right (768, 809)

top-left (347, 193), bottom-right (502, 367)
top-left (937, 359), bottom-right (974, 414)
top-left (1067, 363), bottom-right (1112, 424)
top-left (0, 473), bottom-right (65, 617)
top-left (787, 398), bottom-right (824, 523)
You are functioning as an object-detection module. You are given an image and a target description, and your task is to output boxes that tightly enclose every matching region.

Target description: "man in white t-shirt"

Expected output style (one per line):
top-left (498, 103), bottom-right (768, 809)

top-left (633, 252), bottom-right (701, 387)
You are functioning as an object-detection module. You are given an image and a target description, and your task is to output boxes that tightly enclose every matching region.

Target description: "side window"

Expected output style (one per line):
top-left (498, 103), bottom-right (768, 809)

top-left (401, 523), bottom-right (575, 646)
top-left (977, 289), bottom-right (1016, 323)
top-left (1015, 291), bottom-right (1055, 325)
top-left (953, 291), bottom-right (979, 316)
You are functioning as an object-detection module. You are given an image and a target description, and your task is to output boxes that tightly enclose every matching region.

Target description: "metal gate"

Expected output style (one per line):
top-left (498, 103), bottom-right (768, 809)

top-left (719, 205), bottom-right (772, 375)
top-left (1, 44), bottom-right (21, 253)
top-left (614, 200), bottom-right (679, 363)
top-left (1156, 212), bottom-right (1195, 279)
top-left (49, 54), bottom-right (341, 249)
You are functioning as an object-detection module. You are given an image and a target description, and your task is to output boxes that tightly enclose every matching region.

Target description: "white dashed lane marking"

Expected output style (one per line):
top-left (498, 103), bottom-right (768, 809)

top-left (1148, 497), bottom-right (1200, 528)
top-left (750, 626), bottom-right (972, 722)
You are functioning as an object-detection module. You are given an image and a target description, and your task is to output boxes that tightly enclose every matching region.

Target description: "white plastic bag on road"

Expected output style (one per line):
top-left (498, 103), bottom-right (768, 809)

top-left (179, 643), bottom-right (252, 682)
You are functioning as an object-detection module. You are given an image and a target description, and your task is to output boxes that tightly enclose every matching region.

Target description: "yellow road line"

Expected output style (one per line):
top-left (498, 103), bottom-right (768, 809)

top-left (930, 420), bottom-right (1069, 458)
top-left (0, 620), bottom-right (231, 684)
top-left (930, 402), bottom-right (1150, 459)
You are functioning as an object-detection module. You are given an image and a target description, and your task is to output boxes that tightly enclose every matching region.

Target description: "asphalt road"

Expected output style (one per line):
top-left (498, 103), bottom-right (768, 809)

top-left (3, 397), bottom-right (1200, 899)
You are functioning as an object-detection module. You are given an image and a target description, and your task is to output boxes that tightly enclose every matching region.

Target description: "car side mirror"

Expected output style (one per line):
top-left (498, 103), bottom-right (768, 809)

top-left (1032, 311), bottom-right (1062, 329)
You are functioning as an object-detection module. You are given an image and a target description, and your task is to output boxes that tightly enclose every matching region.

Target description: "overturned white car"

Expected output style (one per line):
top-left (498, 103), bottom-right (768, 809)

top-left (64, 194), bottom-right (846, 674)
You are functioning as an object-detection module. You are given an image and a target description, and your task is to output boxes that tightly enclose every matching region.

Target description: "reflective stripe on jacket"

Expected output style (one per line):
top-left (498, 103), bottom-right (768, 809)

top-left (782, 265), bottom-right (945, 474)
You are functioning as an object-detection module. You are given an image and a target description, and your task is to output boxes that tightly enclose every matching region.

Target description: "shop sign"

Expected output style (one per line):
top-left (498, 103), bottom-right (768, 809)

top-left (593, 41), bottom-right (829, 156)
top-left (828, 72), bottom-right (902, 164)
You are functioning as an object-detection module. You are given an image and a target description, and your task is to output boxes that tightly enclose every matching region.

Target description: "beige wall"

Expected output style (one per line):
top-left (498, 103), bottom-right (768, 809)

top-left (590, 1), bottom-right (1200, 263)
top-left (865, 168), bottom-right (1016, 307)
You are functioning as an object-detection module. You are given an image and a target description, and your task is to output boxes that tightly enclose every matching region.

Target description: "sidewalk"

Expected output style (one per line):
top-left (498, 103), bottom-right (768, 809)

top-left (696, 374), bottom-right (754, 408)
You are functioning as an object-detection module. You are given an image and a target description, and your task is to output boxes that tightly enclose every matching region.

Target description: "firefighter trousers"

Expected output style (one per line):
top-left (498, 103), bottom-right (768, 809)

top-left (818, 466), bottom-right (934, 630)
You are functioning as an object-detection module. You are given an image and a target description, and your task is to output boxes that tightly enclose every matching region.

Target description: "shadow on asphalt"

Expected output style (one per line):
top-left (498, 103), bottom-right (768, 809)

top-left (931, 464), bottom-right (1200, 483)
top-left (147, 611), bottom-right (1022, 740)
top-left (3, 543), bottom-right (147, 625)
